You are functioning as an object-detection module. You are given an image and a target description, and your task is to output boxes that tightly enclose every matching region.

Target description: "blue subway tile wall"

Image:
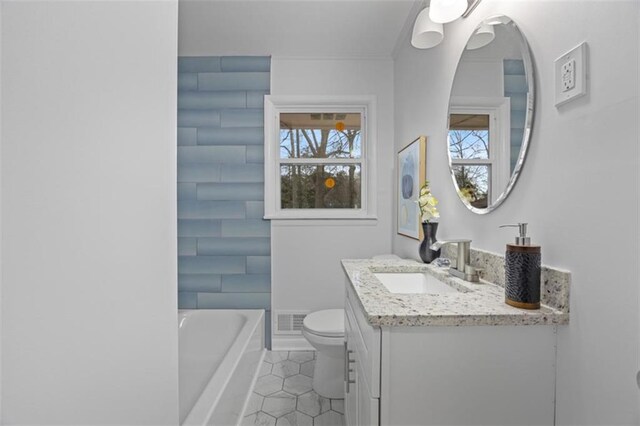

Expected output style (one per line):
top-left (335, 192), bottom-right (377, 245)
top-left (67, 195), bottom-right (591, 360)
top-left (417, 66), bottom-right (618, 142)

top-left (247, 256), bottom-right (271, 274)
top-left (178, 163), bottom-right (222, 183)
top-left (177, 110), bottom-right (222, 127)
top-left (179, 255), bottom-right (247, 274)
top-left (178, 73), bottom-right (198, 91)
top-left (220, 164), bottom-right (265, 183)
top-left (246, 202), bottom-right (266, 219)
top-left (178, 91), bottom-right (247, 110)
top-left (504, 59), bottom-right (527, 173)
top-left (178, 238), bottom-right (198, 256)
top-left (220, 109), bottom-right (264, 128)
top-left (179, 274), bottom-right (223, 293)
top-left (178, 56), bottom-right (272, 347)
top-left (178, 219), bottom-right (222, 237)
top-left (177, 128), bottom-right (197, 146)
top-left (178, 292), bottom-right (198, 309)
top-left (197, 237), bottom-right (271, 256)
top-left (178, 57), bottom-right (222, 73)
top-left (197, 127), bottom-right (264, 145)
top-left (220, 57), bottom-right (271, 73)
top-left (198, 72), bottom-right (271, 92)
top-left (246, 146), bottom-right (265, 163)
top-left (177, 183), bottom-right (197, 200)
top-left (196, 292), bottom-right (271, 310)
top-left (196, 183), bottom-right (264, 201)
top-left (178, 146), bottom-right (246, 164)
top-left (221, 219), bottom-right (270, 237)
top-left (177, 200), bottom-right (246, 220)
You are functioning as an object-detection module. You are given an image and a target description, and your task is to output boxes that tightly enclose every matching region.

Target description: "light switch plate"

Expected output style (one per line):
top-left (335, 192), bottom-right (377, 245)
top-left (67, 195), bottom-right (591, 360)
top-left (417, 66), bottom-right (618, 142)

top-left (555, 42), bottom-right (588, 107)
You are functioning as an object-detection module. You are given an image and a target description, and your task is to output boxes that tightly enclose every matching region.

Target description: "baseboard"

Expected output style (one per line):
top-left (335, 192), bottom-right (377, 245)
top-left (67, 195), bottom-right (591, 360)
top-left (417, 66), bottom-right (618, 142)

top-left (271, 335), bottom-right (314, 351)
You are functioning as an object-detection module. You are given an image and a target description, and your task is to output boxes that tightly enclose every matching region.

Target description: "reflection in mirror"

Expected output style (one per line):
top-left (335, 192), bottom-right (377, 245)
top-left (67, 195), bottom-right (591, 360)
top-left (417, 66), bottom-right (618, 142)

top-left (447, 15), bottom-right (534, 214)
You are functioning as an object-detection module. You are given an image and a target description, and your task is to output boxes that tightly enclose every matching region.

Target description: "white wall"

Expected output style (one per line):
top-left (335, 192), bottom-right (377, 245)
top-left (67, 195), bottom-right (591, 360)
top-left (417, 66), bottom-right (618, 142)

top-left (1, 1), bottom-right (179, 424)
top-left (270, 58), bottom-right (394, 346)
top-left (394, 1), bottom-right (639, 424)
top-left (0, 2), bottom-right (3, 420)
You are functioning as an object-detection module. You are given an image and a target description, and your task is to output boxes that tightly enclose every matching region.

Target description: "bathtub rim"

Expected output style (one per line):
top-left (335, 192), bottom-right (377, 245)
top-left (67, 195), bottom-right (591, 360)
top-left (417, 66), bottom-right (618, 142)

top-left (180, 309), bottom-right (265, 426)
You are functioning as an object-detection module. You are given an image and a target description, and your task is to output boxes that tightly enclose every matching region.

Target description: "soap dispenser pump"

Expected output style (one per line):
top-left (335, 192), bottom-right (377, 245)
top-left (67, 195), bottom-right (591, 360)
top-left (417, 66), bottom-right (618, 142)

top-left (499, 223), bottom-right (541, 309)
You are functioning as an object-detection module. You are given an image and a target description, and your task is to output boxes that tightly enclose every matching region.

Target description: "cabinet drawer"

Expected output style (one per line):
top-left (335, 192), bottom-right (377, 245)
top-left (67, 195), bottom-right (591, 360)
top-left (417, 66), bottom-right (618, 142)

top-left (345, 283), bottom-right (381, 397)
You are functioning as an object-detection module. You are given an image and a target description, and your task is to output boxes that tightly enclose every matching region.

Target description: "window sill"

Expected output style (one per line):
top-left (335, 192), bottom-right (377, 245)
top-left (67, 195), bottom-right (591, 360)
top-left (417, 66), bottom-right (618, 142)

top-left (269, 217), bottom-right (379, 227)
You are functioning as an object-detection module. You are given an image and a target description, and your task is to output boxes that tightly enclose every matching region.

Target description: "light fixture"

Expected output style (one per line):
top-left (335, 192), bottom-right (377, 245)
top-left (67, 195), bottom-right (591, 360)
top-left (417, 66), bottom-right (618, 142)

top-left (411, 7), bottom-right (444, 49)
top-left (411, 0), bottom-right (483, 50)
top-left (465, 23), bottom-right (495, 50)
top-left (429, 0), bottom-right (468, 24)
top-left (484, 15), bottom-right (512, 25)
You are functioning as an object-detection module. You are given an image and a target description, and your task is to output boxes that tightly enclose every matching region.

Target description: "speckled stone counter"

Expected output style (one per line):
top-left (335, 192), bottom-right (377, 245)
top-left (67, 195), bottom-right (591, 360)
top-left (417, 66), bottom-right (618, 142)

top-left (341, 258), bottom-right (570, 327)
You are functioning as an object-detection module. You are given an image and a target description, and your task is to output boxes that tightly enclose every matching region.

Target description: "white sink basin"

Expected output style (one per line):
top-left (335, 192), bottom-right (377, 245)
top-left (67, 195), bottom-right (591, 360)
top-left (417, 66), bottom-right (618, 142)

top-left (374, 272), bottom-right (459, 294)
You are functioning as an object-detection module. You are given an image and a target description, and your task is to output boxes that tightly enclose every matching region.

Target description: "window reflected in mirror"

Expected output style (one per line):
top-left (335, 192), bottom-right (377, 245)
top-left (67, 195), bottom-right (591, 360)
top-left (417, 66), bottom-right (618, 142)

top-left (449, 113), bottom-right (490, 159)
top-left (449, 113), bottom-right (492, 209)
top-left (452, 164), bottom-right (490, 209)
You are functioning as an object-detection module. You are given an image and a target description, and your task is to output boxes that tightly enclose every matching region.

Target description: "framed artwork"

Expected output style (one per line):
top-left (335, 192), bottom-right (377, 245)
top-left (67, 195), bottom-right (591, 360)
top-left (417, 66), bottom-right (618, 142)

top-left (397, 136), bottom-right (426, 240)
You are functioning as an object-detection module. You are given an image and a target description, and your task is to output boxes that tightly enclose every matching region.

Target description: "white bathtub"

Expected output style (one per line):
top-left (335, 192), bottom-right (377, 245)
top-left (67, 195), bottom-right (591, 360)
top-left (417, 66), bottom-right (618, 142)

top-left (179, 309), bottom-right (265, 426)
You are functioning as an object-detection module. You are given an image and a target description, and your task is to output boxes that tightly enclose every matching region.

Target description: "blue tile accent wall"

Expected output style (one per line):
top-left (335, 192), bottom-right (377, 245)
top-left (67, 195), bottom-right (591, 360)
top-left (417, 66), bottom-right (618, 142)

top-left (504, 59), bottom-right (527, 173)
top-left (177, 56), bottom-right (272, 347)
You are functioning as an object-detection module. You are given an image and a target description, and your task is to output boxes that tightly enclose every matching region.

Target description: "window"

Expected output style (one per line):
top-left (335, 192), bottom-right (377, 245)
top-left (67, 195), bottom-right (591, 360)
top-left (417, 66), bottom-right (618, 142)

top-left (448, 97), bottom-right (510, 209)
top-left (449, 112), bottom-right (492, 209)
top-left (264, 96), bottom-right (377, 220)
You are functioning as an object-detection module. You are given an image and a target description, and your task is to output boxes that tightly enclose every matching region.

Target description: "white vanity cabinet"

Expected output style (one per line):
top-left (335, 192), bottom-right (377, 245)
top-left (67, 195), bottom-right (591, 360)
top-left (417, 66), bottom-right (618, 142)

top-left (344, 290), bottom-right (380, 426)
top-left (344, 283), bottom-right (558, 426)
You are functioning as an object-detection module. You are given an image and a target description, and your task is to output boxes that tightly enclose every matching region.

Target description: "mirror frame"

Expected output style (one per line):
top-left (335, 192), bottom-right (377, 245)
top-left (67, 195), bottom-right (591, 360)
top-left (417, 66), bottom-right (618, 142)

top-left (446, 15), bottom-right (536, 215)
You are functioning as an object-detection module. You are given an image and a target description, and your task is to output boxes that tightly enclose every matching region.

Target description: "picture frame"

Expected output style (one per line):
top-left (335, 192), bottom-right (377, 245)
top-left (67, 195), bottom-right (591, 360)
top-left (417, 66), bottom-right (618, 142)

top-left (397, 136), bottom-right (426, 240)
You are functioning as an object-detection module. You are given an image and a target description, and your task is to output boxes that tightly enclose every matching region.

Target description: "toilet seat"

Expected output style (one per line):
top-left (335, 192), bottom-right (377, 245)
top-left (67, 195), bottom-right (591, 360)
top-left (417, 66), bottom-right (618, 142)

top-left (303, 309), bottom-right (344, 338)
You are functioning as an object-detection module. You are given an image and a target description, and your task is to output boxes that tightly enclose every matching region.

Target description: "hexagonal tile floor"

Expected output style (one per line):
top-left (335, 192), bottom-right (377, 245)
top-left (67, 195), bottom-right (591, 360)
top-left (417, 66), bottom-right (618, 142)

top-left (242, 350), bottom-right (344, 426)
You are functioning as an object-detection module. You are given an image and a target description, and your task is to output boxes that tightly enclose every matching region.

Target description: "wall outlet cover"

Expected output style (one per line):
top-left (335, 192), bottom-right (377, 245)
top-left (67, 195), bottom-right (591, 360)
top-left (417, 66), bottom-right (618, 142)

top-left (555, 42), bottom-right (588, 107)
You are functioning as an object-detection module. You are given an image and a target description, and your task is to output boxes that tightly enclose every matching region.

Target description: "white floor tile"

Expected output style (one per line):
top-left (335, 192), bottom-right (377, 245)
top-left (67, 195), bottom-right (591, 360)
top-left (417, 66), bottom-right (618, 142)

top-left (246, 351), bottom-right (343, 426)
top-left (264, 351), bottom-right (289, 364)
top-left (275, 411), bottom-right (313, 426)
top-left (261, 391), bottom-right (297, 418)
top-left (283, 374), bottom-right (313, 396)
top-left (271, 360), bottom-right (300, 378)
top-left (314, 410), bottom-right (344, 426)
top-left (288, 351), bottom-right (314, 363)
top-left (330, 399), bottom-right (344, 414)
top-left (242, 412), bottom-right (277, 426)
top-left (299, 360), bottom-right (315, 377)
top-left (259, 361), bottom-right (273, 377)
top-left (254, 374), bottom-right (284, 396)
top-left (245, 392), bottom-right (264, 416)
top-left (296, 391), bottom-right (331, 417)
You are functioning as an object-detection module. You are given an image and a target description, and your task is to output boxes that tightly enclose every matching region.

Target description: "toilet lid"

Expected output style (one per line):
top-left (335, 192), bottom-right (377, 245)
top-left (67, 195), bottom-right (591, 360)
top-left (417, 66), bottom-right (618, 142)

top-left (303, 309), bottom-right (344, 337)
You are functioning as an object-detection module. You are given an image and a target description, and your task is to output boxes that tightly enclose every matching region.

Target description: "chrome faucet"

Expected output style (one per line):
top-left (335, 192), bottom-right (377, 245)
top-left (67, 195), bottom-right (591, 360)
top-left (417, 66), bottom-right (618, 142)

top-left (429, 239), bottom-right (480, 282)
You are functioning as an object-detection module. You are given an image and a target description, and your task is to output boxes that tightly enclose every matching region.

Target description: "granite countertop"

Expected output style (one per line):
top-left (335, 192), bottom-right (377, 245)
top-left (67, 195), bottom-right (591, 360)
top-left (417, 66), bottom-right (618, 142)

top-left (341, 258), bottom-right (570, 327)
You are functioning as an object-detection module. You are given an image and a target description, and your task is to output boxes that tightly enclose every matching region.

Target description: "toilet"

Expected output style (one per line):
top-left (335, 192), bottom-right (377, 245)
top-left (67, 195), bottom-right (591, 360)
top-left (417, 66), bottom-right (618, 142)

top-left (302, 309), bottom-right (345, 399)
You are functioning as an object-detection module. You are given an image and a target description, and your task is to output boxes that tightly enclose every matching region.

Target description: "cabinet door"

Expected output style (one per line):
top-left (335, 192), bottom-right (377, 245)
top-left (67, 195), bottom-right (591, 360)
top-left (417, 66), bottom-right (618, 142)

top-left (344, 313), bottom-right (358, 426)
top-left (355, 357), bottom-right (379, 426)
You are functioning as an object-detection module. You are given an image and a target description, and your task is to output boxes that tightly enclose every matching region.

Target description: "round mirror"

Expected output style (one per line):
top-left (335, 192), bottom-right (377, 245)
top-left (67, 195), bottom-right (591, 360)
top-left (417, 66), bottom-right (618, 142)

top-left (447, 15), bottom-right (534, 214)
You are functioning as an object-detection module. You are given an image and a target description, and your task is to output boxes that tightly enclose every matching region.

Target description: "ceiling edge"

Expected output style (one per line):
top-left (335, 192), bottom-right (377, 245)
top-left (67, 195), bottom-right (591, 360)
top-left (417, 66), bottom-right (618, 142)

top-left (391, 0), bottom-right (424, 60)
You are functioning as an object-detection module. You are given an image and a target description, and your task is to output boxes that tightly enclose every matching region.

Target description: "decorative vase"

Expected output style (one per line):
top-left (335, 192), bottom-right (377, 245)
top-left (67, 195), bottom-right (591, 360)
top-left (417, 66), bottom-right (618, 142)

top-left (419, 222), bottom-right (441, 263)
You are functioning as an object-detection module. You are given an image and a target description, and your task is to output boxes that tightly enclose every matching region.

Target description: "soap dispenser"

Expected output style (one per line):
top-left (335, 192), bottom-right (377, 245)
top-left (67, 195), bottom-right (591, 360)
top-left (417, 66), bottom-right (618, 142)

top-left (499, 223), bottom-right (541, 309)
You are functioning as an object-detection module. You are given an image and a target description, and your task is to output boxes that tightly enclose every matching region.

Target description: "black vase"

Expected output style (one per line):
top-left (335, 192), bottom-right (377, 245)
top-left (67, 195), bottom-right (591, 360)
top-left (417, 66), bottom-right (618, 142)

top-left (419, 222), bottom-right (441, 264)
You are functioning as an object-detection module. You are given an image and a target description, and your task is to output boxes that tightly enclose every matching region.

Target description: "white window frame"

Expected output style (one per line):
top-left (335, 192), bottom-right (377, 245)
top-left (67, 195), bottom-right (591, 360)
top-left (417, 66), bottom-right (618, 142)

top-left (449, 96), bottom-right (510, 204)
top-left (264, 95), bottom-right (377, 220)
